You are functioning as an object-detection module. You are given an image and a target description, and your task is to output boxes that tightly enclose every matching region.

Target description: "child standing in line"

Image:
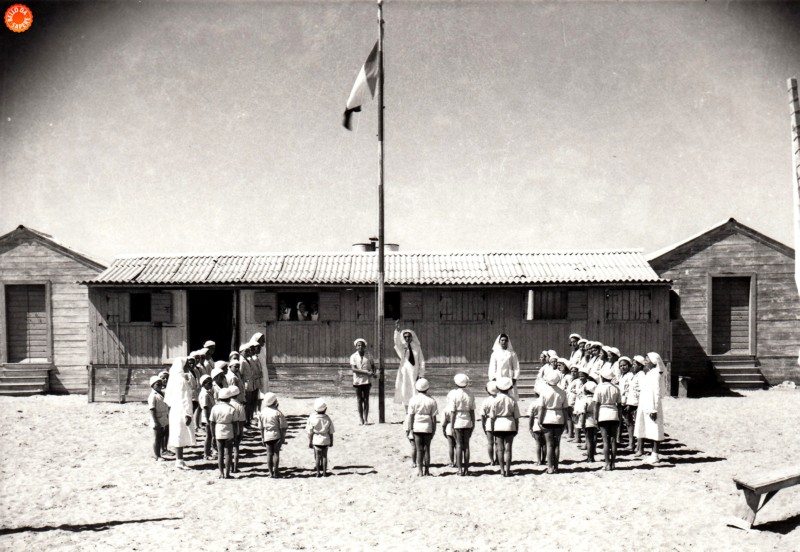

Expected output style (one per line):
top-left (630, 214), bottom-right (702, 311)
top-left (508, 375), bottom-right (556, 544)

top-left (594, 366), bottom-right (622, 471)
top-left (572, 367), bottom-right (590, 448)
top-left (198, 375), bottom-right (215, 460)
top-left (480, 381), bottom-right (499, 466)
top-left (148, 376), bottom-right (169, 461)
top-left (527, 389), bottom-right (545, 465)
top-left (446, 374), bottom-right (476, 476)
top-left (259, 392), bottom-right (288, 478)
top-left (489, 377), bottom-right (520, 478)
top-left (157, 371), bottom-right (170, 455)
top-left (228, 385), bottom-right (246, 473)
top-left (582, 382), bottom-right (598, 463)
top-left (566, 364), bottom-right (580, 442)
top-left (406, 378), bottom-right (438, 477)
top-left (307, 398), bottom-right (335, 477)
top-left (209, 387), bottom-right (237, 479)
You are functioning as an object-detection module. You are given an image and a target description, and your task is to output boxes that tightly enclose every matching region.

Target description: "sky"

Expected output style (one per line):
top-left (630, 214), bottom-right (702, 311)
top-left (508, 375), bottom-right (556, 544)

top-left (1, 0), bottom-right (799, 265)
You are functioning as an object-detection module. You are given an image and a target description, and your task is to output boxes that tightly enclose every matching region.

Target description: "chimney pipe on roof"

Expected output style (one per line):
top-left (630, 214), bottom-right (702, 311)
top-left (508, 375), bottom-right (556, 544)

top-left (351, 240), bottom-right (399, 252)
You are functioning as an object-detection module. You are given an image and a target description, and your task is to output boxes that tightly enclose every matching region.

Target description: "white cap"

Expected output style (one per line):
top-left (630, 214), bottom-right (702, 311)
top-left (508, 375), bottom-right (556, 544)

top-left (415, 378), bottom-right (430, 392)
top-left (583, 381), bottom-right (597, 394)
top-left (496, 377), bottom-right (513, 391)
top-left (218, 387), bottom-right (235, 400)
top-left (204, 340), bottom-right (216, 348)
top-left (314, 398), bottom-right (327, 412)
top-left (262, 392), bottom-right (278, 407)
top-left (545, 370), bottom-right (561, 386)
top-left (454, 374), bottom-right (469, 388)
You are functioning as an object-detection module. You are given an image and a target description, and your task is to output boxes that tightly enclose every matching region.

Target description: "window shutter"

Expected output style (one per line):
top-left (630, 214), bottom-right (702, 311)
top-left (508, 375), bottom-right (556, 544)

top-left (401, 291), bottom-right (423, 320)
top-left (319, 291), bottom-right (341, 321)
top-left (254, 291), bottom-right (276, 322)
top-left (151, 292), bottom-right (172, 323)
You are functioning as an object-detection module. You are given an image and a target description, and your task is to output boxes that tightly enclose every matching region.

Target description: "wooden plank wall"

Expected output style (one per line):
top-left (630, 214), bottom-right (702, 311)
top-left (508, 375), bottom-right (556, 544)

top-left (651, 230), bottom-right (800, 387)
top-left (88, 289), bottom-right (163, 365)
top-left (0, 236), bottom-right (102, 393)
top-left (89, 284), bottom-right (671, 401)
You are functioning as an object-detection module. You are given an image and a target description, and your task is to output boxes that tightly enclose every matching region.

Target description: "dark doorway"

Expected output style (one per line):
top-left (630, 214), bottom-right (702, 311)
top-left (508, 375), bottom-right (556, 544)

top-left (187, 290), bottom-right (235, 361)
top-left (711, 277), bottom-right (750, 355)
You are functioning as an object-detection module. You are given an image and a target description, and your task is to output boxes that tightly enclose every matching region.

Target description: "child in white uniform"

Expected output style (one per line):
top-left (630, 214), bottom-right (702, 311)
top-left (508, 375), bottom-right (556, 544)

top-left (307, 398), bottom-right (335, 477)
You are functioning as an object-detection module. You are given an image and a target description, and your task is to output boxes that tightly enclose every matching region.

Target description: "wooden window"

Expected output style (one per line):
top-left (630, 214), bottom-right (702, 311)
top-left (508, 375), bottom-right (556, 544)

top-left (525, 289), bottom-right (568, 320)
top-left (151, 292), bottom-right (172, 323)
top-left (605, 288), bottom-right (652, 321)
top-left (439, 294), bottom-right (454, 321)
top-left (277, 292), bottom-right (319, 321)
top-left (319, 291), bottom-right (341, 321)
top-left (129, 293), bottom-right (151, 322)
top-left (567, 290), bottom-right (588, 320)
top-left (5, 284), bottom-right (48, 363)
top-left (254, 291), bottom-right (276, 323)
top-left (356, 291), bottom-right (375, 322)
top-left (439, 291), bottom-right (486, 321)
top-left (401, 291), bottom-right (423, 321)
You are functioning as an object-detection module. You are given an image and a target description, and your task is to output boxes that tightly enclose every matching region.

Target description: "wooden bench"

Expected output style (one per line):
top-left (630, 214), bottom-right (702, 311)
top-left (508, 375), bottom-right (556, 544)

top-left (729, 466), bottom-right (800, 530)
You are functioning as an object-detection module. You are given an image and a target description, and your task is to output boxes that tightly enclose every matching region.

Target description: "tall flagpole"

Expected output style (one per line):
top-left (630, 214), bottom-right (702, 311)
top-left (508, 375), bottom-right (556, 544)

top-left (377, 0), bottom-right (386, 423)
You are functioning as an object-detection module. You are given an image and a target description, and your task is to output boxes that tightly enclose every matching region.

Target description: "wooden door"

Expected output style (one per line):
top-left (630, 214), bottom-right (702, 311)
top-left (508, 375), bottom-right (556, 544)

top-left (711, 277), bottom-right (750, 355)
top-left (5, 284), bottom-right (48, 363)
top-left (161, 290), bottom-right (187, 362)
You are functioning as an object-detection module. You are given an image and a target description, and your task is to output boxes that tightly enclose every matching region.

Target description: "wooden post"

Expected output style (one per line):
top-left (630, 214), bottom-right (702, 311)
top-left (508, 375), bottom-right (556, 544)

top-left (377, 0), bottom-right (386, 423)
top-left (789, 78), bottom-right (800, 296)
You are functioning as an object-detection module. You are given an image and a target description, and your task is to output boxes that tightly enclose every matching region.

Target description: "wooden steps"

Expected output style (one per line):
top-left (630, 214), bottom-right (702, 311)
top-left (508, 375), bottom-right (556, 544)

top-left (0, 366), bottom-right (50, 396)
top-left (517, 369), bottom-right (539, 398)
top-left (711, 355), bottom-right (767, 390)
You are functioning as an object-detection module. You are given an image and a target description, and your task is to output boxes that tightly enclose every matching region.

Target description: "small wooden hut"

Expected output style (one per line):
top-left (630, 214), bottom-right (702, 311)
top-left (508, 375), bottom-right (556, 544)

top-left (83, 247), bottom-right (671, 402)
top-left (649, 218), bottom-right (800, 391)
top-left (0, 225), bottom-right (105, 395)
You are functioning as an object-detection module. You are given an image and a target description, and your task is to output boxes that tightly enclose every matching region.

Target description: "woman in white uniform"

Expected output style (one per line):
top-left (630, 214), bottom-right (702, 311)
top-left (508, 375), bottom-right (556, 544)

top-left (488, 333), bottom-right (520, 400)
top-left (393, 320), bottom-right (425, 407)
top-left (164, 356), bottom-right (196, 469)
top-left (634, 352), bottom-right (666, 462)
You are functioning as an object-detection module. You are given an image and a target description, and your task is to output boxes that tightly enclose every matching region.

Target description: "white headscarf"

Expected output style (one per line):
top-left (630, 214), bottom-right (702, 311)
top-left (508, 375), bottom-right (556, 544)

top-left (164, 357), bottom-right (190, 408)
top-left (647, 352), bottom-right (666, 373)
top-left (400, 328), bottom-right (421, 348)
top-left (491, 334), bottom-right (515, 353)
top-left (647, 352), bottom-right (668, 398)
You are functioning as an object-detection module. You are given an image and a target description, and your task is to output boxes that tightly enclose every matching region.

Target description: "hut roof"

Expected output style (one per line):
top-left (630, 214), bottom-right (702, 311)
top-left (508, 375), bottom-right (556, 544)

top-left (84, 249), bottom-right (666, 287)
top-left (0, 225), bottom-right (106, 271)
top-left (647, 217), bottom-right (794, 267)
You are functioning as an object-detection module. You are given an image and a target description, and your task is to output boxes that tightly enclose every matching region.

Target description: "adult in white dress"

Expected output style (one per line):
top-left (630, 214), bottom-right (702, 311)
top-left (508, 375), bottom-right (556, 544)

top-left (165, 356), bottom-right (196, 469)
top-left (488, 334), bottom-right (520, 400)
top-left (393, 321), bottom-right (425, 407)
top-left (634, 351), bottom-right (666, 462)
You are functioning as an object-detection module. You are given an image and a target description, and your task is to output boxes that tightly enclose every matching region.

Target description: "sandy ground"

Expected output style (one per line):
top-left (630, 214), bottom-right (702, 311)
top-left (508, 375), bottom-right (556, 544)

top-left (1, 390), bottom-right (799, 551)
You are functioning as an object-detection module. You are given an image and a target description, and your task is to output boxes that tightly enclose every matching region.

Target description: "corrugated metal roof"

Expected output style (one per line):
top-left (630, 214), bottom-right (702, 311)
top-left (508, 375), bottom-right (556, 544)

top-left (84, 250), bottom-right (667, 286)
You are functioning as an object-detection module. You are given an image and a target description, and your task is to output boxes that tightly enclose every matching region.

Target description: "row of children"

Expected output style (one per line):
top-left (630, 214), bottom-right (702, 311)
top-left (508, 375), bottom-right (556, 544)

top-left (148, 353), bottom-right (336, 478)
top-left (404, 334), bottom-right (666, 476)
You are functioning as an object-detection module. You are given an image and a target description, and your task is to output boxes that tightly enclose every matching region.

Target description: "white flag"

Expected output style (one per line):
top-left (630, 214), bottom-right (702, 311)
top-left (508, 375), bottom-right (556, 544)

top-left (343, 42), bottom-right (379, 130)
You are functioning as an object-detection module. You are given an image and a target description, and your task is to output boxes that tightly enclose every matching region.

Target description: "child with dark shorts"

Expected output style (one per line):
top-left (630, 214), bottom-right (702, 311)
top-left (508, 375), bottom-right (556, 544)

top-left (148, 376), bottom-right (169, 461)
top-left (209, 387), bottom-right (237, 479)
top-left (259, 392), bottom-right (288, 478)
top-left (307, 398), bottom-right (335, 477)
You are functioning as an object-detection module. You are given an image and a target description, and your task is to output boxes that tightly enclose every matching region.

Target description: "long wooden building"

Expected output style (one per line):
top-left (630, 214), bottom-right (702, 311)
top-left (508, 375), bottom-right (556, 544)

top-left (0, 225), bottom-right (105, 395)
top-left (649, 218), bottom-right (800, 391)
top-left (82, 247), bottom-right (672, 402)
